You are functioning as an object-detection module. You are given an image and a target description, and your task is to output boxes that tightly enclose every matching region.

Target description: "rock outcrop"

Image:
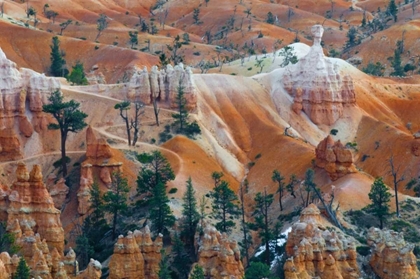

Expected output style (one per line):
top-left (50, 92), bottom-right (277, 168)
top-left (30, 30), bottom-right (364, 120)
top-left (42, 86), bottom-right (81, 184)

top-left (108, 226), bottom-right (162, 279)
top-left (127, 64), bottom-right (196, 109)
top-left (6, 163), bottom-right (65, 254)
top-left (315, 135), bottom-right (357, 181)
top-left (0, 48), bottom-right (60, 161)
top-left (284, 204), bottom-right (359, 279)
top-left (46, 174), bottom-right (69, 210)
top-left (282, 25), bottom-right (356, 125)
top-left (76, 259), bottom-right (102, 279)
top-left (196, 223), bottom-right (245, 279)
top-left (77, 127), bottom-right (122, 215)
top-left (367, 227), bottom-right (419, 279)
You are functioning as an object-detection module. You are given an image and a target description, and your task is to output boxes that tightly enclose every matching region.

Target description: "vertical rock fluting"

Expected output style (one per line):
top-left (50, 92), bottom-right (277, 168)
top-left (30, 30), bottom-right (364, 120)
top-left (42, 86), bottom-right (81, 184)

top-left (46, 174), bottom-right (69, 210)
top-left (196, 223), bottom-right (245, 279)
top-left (108, 226), bottom-right (162, 279)
top-left (109, 232), bottom-right (145, 279)
top-left (127, 64), bottom-right (196, 110)
top-left (281, 25), bottom-right (356, 126)
top-left (367, 227), bottom-right (420, 279)
top-left (315, 135), bottom-right (357, 181)
top-left (0, 48), bottom-right (60, 161)
top-left (6, 163), bottom-right (65, 255)
top-left (284, 204), bottom-right (359, 279)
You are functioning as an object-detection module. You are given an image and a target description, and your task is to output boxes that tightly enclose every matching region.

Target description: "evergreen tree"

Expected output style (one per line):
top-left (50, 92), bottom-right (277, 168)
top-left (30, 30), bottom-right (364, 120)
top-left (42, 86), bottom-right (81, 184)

top-left (303, 169), bottom-right (316, 207)
top-left (388, 0), bottom-right (398, 22)
top-left (180, 177), bottom-right (199, 254)
top-left (95, 14), bottom-right (108, 40)
top-left (136, 150), bottom-right (175, 198)
top-left (0, 222), bottom-right (20, 255)
top-left (158, 250), bottom-right (172, 279)
top-left (286, 174), bottom-right (298, 198)
top-left (406, 176), bottom-right (420, 197)
top-left (390, 49), bottom-right (405, 76)
top-left (366, 177), bottom-right (392, 229)
top-left (272, 170), bottom-right (285, 211)
top-left (128, 31), bottom-right (138, 48)
top-left (172, 235), bottom-right (190, 279)
top-left (42, 90), bottom-right (88, 177)
top-left (245, 262), bottom-right (271, 279)
top-left (103, 171), bottom-right (130, 238)
top-left (114, 101), bottom-right (132, 146)
top-left (278, 46), bottom-right (298, 67)
top-left (67, 62), bottom-right (88, 85)
top-left (362, 62), bottom-right (385, 76)
top-left (150, 181), bottom-right (175, 235)
top-left (14, 257), bottom-right (30, 279)
top-left (193, 8), bottom-right (200, 24)
top-left (345, 26), bottom-right (359, 48)
top-left (252, 190), bottom-right (275, 266)
top-left (172, 81), bottom-right (188, 133)
top-left (50, 36), bottom-right (67, 77)
top-left (190, 265), bottom-right (205, 279)
top-left (89, 181), bottom-right (104, 224)
top-left (210, 178), bottom-right (240, 233)
top-left (75, 234), bottom-right (93, 270)
top-left (266, 12), bottom-right (275, 24)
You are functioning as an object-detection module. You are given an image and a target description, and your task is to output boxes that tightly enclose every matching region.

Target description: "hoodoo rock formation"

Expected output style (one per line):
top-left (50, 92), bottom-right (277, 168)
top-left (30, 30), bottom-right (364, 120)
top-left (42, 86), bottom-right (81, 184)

top-left (367, 227), bottom-right (419, 279)
top-left (128, 64), bottom-right (196, 110)
top-left (282, 25), bottom-right (356, 125)
top-left (46, 174), bottom-right (69, 210)
top-left (0, 48), bottom-right (60, 161)
top-left (284, 204), bottom-right (359, 279)
top-left (4, 163), bottom-right (65, 254)
top-left (196, 223), bottom-right (245, 279)
top-left (315, 135), bottom-right (357, 181)
top-left (108, 226), bottom-right (162, 279)
top-left (77, 126), bottom-right (122, 215)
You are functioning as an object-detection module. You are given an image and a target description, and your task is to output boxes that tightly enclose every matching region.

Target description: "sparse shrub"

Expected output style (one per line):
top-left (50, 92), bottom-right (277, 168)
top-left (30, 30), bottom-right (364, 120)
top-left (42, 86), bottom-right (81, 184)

top-left (169, 188), bottom-right (178, 194)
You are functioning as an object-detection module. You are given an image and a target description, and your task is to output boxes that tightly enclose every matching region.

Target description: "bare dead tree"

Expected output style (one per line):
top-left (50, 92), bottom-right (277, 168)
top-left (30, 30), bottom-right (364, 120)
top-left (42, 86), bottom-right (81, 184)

top-left (151, 91), bottom-right (160, 127)
top-left (388, 155), bottom-right (407, 218)
top-left (130, 102), bottom-right (145, 146)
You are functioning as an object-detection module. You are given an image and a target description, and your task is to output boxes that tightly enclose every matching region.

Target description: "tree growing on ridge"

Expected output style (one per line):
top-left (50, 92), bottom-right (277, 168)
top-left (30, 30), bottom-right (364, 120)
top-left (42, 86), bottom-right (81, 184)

top-left (180, 177), bottom-right (200, 255)
top-left (209, 172), bottom-right (240, 233)
top-left (388, 0), bottom-right (398, 22)
top-left (366, 177), bottom-right (391, 229)
top-left (114, 101), bottom-right (132, 146)
top-left (150, 181), bottom-right (175, 235)
top-left (128, 31), bottom-right (138, 48)
top-left (67, 62), bottom-right (88, 85)
top-left (136, 150), bottom-right (175, 198)
top-left (59, 20), bottom-right (72, 35)
top-left (14, 258), bottom-right (30, 279)
top-left (50, 36), bottom-right (67, 77)
top-left (252, 189), bottom-right (275, 266)
top-left (95, 14), bottom-right (108, 41)
top-left (42, 90), bottom-right (87, 177)
top-left (103, 171), bottom-right (130, 238)
top-left (272, 170), bottom-right (285, 211)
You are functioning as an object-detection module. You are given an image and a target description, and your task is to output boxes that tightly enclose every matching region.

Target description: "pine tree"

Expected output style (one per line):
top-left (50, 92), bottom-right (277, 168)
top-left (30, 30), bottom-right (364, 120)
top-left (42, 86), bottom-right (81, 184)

top-left (266, 11), bottom-right (275, 24)
top-left (252, 190), bottom-right (275, 266)
top-left (158, 250), bottom-right (172, 279)
top-left (303, 169), bottom-right (315, 207)
top-left (390, 49), bottom-right (405, 76)
top-left (272, 170), bottom-right (285, 211)
top-left (406, 176), bottom-right (420, 197)
top-left (193, 8), bottom-right (200, 24)
top-left (150, 181), bottom-right (175, 235)
top-left (172, 80), bottom-right (189, 134)
top-left (286, 174), bottom-right (298, 198)
top-left (0, 222), bottom-right (20, 255)
top-left (172, 235), bottom-right (190, 279)
top-left (14, 257), bottom-right (30, 279)
top-left (103, 171), bottom-right (130, 238)
top-left (210, 179), bottom-right (240, 233)
top-left (180, 177), bottom-right (199, 254)
top-left (128, 31), bottom-right (138, 48)
top-left (366, 177), bottom-right (392, 229)
top-left (50, 36), bottom-right (67, 77)
top-left (89, 181), bottom-right (104, 224)
top-left (42, 90), bottom-right (87, 177)
top-left (136, 150), bottom-right (175, 198)
top-left (388, 0), bottom-right (398, 22)
top-left (189, 265), bottom-right (205, 279)
top-left (67, 61), bottom-right (88, 85)
top-left (75, 234), bottom-right (93, 270)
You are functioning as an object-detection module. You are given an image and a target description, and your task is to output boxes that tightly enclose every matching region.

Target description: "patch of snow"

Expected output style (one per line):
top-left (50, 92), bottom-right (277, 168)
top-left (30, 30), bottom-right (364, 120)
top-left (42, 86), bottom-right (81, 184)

top-left (254, 226), bottom-right (292, 268)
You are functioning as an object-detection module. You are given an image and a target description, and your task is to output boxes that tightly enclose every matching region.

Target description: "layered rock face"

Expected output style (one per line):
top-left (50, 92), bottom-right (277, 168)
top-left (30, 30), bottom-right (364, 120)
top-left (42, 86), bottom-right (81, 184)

top-left (5, 163), bottom-right (65, 254)
top-left (108, 226), bottom-right (162, 279)
top-left (76, 259), bottom-right (102, 279)
top-left (0, 48), bottom-right (60, 161)
top-left (282, 25), bottom-right (356, 125)
top-left (196, 223), bottom-right (244, 279)
top-left (367, 227), bottom-right (419, 279)
top-left (77, 126), bottom-right (122, 215)
top-left (284, 204), bottom-right (359, 279)
top-left (127, 64), bottom-right (196, 109)
top-left (315, 135), bottom-right (357, 181)
top-left (46, 174), bottom-right (69, 210)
